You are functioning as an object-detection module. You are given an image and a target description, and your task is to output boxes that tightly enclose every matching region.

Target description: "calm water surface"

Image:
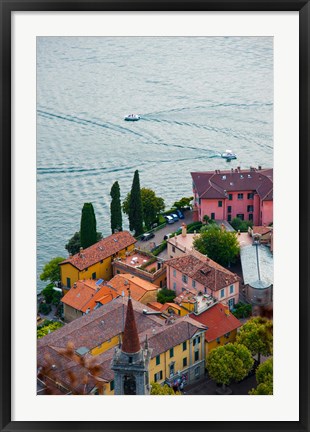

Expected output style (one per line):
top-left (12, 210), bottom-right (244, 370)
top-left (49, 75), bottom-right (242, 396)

top-left (37, 37), bottom-right (273, 291)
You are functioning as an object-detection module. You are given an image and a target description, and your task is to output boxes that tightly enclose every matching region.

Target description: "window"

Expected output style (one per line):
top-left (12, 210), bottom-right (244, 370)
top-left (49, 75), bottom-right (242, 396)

top-left (247, 192), bottom-right (254, 199)
top-left (154, 371), bottom-right (163, 382)
top-left (194, 351), bottom-right (199, 362)
top-left (195, 366), bottom-right (200, 377)
top-left (183, 357), bottom-right (187, 367)
top-left (249, 213), bottom-right (253, 221)
top-left (169, 348), bottom-right (174, 358)
top-left (228, 194), bottom-right (233, 201)
top-left (247, 205), bottom-right (254, 212)
top-left (100, 260), bottom-right (103, 264)
top-left (172, 246), bottom-right (175, 253)
top-left (227, 206), bottom-right (232, 213)
top-left (193, 335), bottom-right (201, 346)
top-left (218, 200), bottom-right (222, 207)
top-left (211, 212), bottom-right (215, 220)
top-left (66, 277), bottom-right (71, 289)
top-left (110, 380), bottom-right (115, 391)
top-left (92, 272), bottom-right (96, 279)
top-left (173, 269), bottom-right (176, 277)
top-left (182, 275), bottom-right (188, 284)
top-left (129, 356), bottom-right (133, 364)
top-left (216, 337), bottom-right (221, 344)
top-left (173, 282), bottom-right (176, 290)
top-left (236, 213), bottom-right (244, 221)
top-left (237, 193), bottom-right (243, 200)
top-left (182, 341), bottom-right (187, 351)
top-left (230, 285), bottom-right (234, 294)
top-left (116, 270), bottom-right (120, 274)
top-left (170, 363), bottom-right (175, 376)
top-left (227, 215), bottom-right (231, 222)
top-left (192, 280), bottom-right (196, 288)
top-left (220, 289), bottom-right (225, 298)
top-left (156, 355), bottom-right (160, 365)
top-left (225, 332), bottom-right (231, 338)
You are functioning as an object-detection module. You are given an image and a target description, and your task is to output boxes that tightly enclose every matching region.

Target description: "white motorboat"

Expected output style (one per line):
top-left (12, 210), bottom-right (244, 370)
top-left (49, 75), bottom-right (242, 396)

top-left (124, 114), bottom-right (140, 121)
top-left (221, 149), bottom-right (237, 160)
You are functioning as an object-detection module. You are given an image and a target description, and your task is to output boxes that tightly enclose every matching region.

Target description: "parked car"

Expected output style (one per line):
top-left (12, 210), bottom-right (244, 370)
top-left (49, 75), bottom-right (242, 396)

top-left (164, 215), bottom-right (175, 224)
top-left (141, 232), bottom-right (155, 241)
top-left (163, 233), bottom-right (172, 241)
top-left (170, 213), bottom-right (179, 221)
top-left (176, 209), bottom-right (184, 219)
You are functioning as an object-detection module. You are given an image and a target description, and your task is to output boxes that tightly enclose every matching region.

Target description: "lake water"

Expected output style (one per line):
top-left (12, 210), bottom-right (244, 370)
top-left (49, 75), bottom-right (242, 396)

top-left (37, 36), bottom-right (273, 292)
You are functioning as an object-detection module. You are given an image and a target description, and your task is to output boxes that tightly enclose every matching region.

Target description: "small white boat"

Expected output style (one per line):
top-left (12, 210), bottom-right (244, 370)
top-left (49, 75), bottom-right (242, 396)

top-left (124, 114), bottom-right (140, 121)
top-left (221, 149), bottom-right (237, 160)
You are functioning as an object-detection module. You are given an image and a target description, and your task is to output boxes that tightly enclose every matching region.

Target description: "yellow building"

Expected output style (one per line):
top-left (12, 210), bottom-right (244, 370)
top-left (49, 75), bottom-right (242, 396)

top-left (59, 231), bottom-right (136, 289)
top-left (107, 273), bottom-right (159, 305)
top-left (37, 296), bottom-right (206, 395)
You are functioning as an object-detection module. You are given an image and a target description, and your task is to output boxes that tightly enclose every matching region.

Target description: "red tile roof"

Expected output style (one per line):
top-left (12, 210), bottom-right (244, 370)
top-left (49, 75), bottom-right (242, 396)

top-left (60, 231), bottom-right (136, 271)
top-left (252, 226), bottom-right (272, 236)
top-left (107, 274), bottom-right (158, 302)
top-left (61, 280), bottom-right (119, 313)
top-left (190, 303), bottom-right (241, 342)
top-left (191, 168), bottom-right (273, 201)
top-left (166, 250), bottom-right (239, 291)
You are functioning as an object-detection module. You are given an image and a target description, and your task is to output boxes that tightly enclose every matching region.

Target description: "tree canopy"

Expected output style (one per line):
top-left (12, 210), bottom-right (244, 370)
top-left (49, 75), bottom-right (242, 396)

top-left (80, 203), bottom-right (98, 249)
top-left (65, 231), bottom-right (103, 256)
top-left (173, 196), bottom-right (193, 209)
top-left (110, 181), bottom-right (123, 234)
top-left (230, 217), bottom-right (253, 232)
top-left (236, 317), bottom-right (273, 363)
top-left (150, 382), bottom-right (181, 395)
top-left (40, 257), bottom-right (65, 283)
top-left (123, 187), bottom-right (165, 229)
top-left (206, 343), bottom-right (254, 386)
top-left (193, 225), bottom-right (240, 266)
top-left (125, 170), bottom-right (144, 236)
top-left (249, 357), bottom-right (273, 395)
top-left (157, 288), bottom-right (176, 304)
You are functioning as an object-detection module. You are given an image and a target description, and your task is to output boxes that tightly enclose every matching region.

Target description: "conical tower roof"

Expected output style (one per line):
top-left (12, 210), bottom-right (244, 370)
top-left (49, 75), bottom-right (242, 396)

top-left (122, 295), bottom-right (141, 354)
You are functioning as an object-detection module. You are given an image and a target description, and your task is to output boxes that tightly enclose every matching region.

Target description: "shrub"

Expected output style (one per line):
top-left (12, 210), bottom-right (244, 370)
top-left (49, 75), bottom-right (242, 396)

top-left (38, 302), bottom-right (52, 315)
top-left (152, 241), bottom-right (167, 256)
top-left (37, 320), bottom-right (64, 339)
top-left (157, 288), bottom-right (176, 304)
top-left (232, 302), bottom-right (252, 319)
top-left (231, 217), bottom-right (253, 232)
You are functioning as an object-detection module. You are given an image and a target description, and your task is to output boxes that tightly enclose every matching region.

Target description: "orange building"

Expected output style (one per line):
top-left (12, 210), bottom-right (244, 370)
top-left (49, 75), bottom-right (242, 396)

top-left (61, 279), bottom-right (119, 322)
top-left (190, 303), bottom-right (242, 358)
top-left (107, 274), bottom-right (159, 305)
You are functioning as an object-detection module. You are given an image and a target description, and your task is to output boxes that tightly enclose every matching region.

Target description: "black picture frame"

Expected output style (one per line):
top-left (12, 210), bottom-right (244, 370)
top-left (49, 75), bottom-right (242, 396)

top-left (1, 2), bottom-right (309, 431)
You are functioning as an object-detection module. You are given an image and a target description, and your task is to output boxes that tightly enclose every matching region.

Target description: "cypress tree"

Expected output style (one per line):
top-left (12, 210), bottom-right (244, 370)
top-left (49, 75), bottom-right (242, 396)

top-left (110, 181), bottom-right (123, 234)
top-left (80, 203), bottom-right (97, 249)
top-left (128, 170), bottom-right (143, 236)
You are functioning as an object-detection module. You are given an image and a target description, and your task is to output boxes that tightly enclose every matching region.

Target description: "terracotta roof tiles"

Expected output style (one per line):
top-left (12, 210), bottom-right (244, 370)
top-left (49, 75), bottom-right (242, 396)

top-left (60, 231), bottom-right (136, 271)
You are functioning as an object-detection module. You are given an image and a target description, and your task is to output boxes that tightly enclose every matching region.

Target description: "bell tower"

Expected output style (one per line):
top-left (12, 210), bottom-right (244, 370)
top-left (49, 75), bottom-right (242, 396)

top-left (111, 291), bottom-right (152, 395)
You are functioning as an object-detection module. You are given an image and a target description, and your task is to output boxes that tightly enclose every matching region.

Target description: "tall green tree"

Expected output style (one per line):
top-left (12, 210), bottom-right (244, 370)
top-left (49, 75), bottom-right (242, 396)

top-left (249, 358), bottom-right (273, 395)
top-left (123, 187), bottom-right (165, 229)
top-left (40, 257), bottom-right (65, 283)
top-left (236, 317), bottom-right (273, 363)
top-left (173, 196), bottom-right (193, 209)
top-left (126, 170), bottom-right (143, 236)
top-left (207, 343), bottom-right (254, 392)
top-left (193, 225), bottom-right (240, 266)
top-left (80, 203), bottom-right (98, 249)
top-left (110, 181), bottom-right (123, 234)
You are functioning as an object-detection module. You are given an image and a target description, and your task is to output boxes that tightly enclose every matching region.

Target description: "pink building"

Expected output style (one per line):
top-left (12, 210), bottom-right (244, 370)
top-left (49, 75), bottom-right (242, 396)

top-left (191, 166), bottom-right (273, 226)
top-left (165, 250), bottom-right (240, 310)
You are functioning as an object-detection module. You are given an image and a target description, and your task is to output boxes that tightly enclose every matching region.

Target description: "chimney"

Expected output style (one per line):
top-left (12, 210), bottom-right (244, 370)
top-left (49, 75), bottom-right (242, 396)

top-left (79, 247), bottom-right (83, 256)
top-left (182, 223), bottom-right (187, 237)
top-left (193, 230), bottom-right (197, 238)
top-left (73, 282), bottom-right (77, 289)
